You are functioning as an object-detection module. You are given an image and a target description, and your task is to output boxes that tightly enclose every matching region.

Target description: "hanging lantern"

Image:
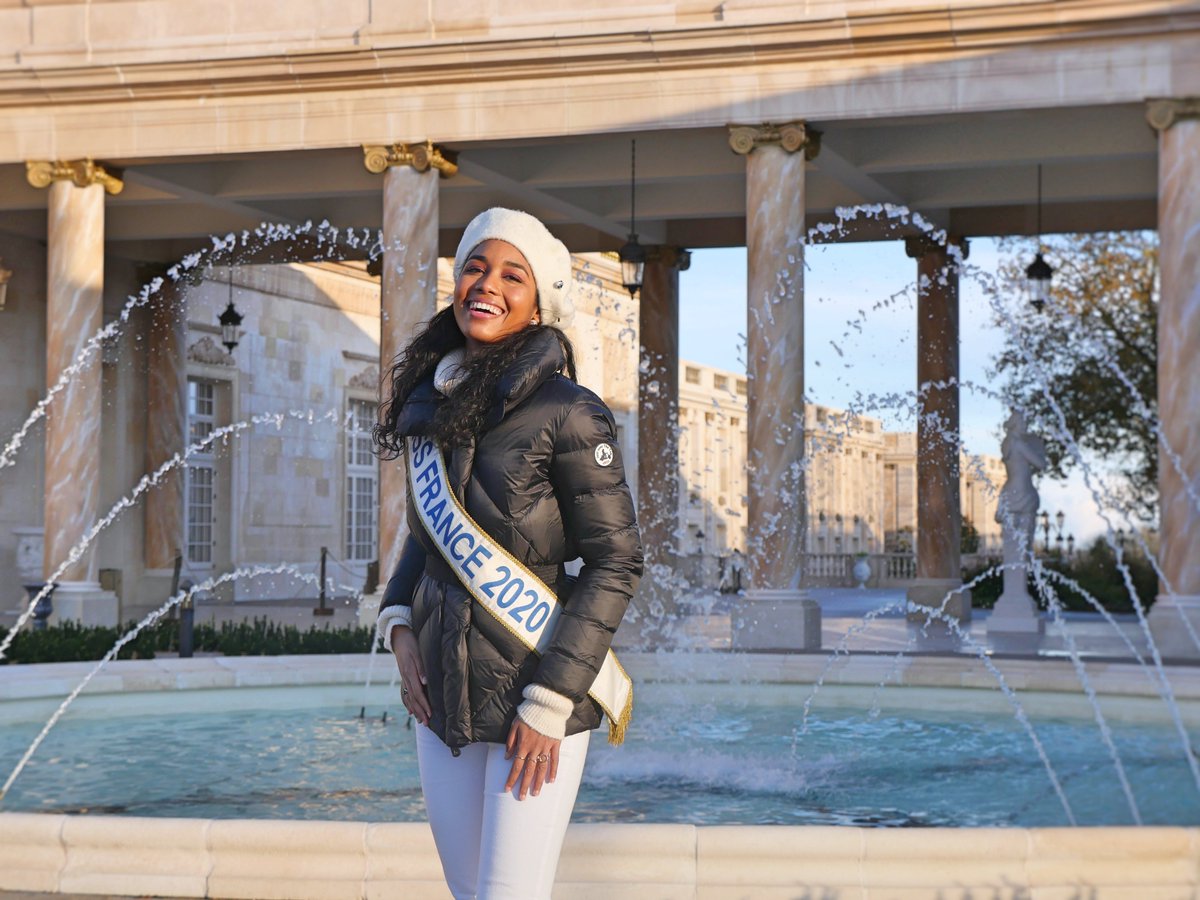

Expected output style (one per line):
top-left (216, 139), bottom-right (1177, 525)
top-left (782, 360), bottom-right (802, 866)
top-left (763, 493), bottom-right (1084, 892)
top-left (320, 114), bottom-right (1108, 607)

top-left (1026, 163), bottom-right (1054, 312)
top-left (219, 276), bottom-right (244, 352)
top-left (619, 138), bottom-right (645, 298)
top-left (1025, 251), bottom-right (1053, 313)
top-left (618, 236), bottom-right (645, 298)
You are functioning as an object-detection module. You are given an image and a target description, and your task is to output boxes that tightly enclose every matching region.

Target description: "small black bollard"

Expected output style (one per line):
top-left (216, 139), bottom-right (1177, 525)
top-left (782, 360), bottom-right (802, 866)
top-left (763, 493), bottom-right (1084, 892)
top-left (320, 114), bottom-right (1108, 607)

top-left (179, 603), bottom-right (195, 658)
top-left (177, 576), bottom-right (195, 658)
top-left (314, 546), bottom-right (333, 617)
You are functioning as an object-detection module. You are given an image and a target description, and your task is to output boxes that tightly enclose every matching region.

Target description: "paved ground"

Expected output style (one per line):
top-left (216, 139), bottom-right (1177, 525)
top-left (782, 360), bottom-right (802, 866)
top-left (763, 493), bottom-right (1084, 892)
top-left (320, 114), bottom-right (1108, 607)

top-left (671, 586), bottom-right (1157, 661)
top-left (170, 585), bottom-right (1163, 663)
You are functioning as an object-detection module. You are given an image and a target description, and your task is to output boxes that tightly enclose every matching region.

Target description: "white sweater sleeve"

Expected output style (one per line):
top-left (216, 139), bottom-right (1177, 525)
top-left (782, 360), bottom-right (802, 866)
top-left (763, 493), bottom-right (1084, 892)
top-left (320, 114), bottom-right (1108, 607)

top-left (516, 683), bottom-right (575, 740)
top-left (374, 604), bottom-right (413, 651)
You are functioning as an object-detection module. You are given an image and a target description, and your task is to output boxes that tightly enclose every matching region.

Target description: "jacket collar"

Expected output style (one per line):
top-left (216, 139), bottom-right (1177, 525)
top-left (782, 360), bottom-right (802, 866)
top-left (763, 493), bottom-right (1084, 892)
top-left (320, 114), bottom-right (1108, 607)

top-left (395, 329), bottom-right (565, 436)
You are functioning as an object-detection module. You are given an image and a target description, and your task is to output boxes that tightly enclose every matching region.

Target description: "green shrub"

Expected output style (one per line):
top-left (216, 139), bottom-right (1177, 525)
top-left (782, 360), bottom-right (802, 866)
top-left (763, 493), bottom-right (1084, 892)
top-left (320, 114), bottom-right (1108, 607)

top-left (962, 537), bottom-right (1156, 614)
top-left (0, 616), bottom-right (372, 664)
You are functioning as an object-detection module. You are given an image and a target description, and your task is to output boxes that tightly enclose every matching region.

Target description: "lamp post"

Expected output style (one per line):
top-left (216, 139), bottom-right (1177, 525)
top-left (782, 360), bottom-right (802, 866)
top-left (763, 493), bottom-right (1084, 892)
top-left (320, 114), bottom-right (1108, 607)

top-left (1039, 508), bottom-right (1068, 555)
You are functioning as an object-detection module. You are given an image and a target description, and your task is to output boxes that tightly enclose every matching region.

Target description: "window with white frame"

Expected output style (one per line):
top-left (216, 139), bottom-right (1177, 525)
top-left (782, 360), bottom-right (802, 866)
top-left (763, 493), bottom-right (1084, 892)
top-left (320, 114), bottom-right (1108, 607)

top-left (185, 379), bottom-right (216, 566)
top-left (345, 398), bottom-right (379, 561)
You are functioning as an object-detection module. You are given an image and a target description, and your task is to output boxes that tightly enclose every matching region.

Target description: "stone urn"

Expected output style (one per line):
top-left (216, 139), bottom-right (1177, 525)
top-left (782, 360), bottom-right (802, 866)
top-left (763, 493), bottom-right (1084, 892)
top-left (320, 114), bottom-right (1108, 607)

top-left (852, 554), bottom-right (871, 589)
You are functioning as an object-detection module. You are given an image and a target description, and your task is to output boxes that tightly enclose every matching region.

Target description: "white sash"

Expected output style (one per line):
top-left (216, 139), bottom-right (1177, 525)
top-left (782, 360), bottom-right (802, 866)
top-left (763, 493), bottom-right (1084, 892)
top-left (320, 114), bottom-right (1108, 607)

top-left (407, 435), bottom-right (633, 745)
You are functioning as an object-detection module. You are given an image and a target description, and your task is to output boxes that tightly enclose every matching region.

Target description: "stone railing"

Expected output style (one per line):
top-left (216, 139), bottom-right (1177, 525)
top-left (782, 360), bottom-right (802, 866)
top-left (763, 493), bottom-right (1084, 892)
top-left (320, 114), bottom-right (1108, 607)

top-left (803, 553), bottom-right (917, 587)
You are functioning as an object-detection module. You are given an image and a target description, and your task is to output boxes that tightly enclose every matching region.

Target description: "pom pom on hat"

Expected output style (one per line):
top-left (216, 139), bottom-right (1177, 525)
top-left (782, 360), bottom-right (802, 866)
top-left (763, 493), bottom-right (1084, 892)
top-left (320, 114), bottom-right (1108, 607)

top-left (453, 208), bottom-right (575, 328)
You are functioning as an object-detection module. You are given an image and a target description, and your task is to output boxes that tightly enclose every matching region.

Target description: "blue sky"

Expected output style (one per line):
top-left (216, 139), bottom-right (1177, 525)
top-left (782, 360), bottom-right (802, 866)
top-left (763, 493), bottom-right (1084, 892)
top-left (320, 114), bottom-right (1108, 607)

top-left (678, 242), bottom-right (1108, 545)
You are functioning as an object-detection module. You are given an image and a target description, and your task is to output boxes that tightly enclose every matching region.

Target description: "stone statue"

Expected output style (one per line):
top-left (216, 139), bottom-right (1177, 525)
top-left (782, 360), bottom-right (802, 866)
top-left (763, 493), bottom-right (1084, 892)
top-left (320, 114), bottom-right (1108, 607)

top-left (996, 410), bottom-right (1047, 552)
top-left (989, 410), bottom-right (1048, 641)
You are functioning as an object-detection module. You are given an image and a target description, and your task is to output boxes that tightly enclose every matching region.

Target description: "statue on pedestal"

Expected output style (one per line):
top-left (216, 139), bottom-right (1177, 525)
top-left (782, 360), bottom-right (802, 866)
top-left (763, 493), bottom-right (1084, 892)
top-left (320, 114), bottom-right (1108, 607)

top-left (989, 411), bottom-right (1048, 641)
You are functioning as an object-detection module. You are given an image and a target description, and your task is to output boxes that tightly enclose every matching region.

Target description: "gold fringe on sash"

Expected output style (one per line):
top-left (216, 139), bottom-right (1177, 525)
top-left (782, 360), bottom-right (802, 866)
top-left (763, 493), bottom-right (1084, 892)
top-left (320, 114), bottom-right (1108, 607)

top-left (607, 682), bottom-right (633, 746)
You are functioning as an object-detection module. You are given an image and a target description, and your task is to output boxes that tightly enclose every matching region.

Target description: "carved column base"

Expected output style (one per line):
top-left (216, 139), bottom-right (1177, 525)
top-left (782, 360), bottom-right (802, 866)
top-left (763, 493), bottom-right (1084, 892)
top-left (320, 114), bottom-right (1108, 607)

top-left (357, 590), bottom-right (384, 632)
top-left (906, 578), bottom-right (972, 624)
top-left (1148, 594), bottom-right (1200, 659)
top-left (731, 589), bottom-right (821, 652)
top-left (51, 581), bottom-right (119, 628)
top-left (988, 582), bottom-right (1045, 633)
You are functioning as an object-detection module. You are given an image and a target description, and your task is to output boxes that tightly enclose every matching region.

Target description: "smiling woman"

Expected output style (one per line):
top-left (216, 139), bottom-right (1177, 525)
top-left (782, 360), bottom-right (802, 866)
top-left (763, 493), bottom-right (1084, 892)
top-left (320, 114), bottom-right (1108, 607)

top-left (370, 207), bottom-right (643, 900)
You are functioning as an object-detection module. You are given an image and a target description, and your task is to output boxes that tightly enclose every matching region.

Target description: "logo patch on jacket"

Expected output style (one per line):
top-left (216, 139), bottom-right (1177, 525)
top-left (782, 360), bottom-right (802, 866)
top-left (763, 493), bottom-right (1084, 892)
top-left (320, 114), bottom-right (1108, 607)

top-left (594, 443), bottom-right (614, 467)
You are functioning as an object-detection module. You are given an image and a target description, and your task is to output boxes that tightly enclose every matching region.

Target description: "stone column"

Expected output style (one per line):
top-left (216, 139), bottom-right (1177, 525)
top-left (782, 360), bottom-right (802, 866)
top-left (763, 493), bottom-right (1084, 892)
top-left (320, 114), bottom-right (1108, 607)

top-left (905, 235), bottom-right (971, 624)
top-left (26, 160), bottom-right (124, 626)
top-left (728, 123), bottom-right (821, 651)
top-left (361, 142), bottom-right (456, 623)
top-left (143, 272), bottom-right (189, 573)
top-left (633, 245), bottom-right (689, 644)
top-left (1146, 99), bottom-right (1200, 657)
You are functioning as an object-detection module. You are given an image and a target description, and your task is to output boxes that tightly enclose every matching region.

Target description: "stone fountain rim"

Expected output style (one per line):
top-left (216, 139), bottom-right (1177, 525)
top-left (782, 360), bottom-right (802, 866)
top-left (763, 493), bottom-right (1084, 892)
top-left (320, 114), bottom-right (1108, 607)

top-left (2, 650), bottom-right (1199, 703)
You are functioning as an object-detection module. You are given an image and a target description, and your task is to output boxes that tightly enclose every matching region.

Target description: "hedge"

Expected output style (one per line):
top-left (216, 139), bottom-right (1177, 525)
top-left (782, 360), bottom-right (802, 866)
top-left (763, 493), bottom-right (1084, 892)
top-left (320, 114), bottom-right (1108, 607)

top-left (0, 617), bottom-right (373, 665)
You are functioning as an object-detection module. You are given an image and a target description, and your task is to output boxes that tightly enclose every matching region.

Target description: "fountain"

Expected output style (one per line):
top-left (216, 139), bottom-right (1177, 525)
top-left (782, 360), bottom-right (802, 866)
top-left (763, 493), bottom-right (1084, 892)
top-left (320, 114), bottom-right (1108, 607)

top-left (0, 207), bottom-right (1197, 897)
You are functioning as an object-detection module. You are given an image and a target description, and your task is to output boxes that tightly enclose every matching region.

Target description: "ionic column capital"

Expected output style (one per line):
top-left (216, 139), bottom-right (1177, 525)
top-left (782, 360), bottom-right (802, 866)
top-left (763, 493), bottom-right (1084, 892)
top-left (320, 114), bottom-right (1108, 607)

top-left (645, 245), bottom-right (692, 270)
top-left (26, 159), bottom-right (124, 195)
top-left (1146, 98), bottom-right (1200, 132)
top-left (904, 234), bottom-right (970, 261)
top-left (728, 122), bottom-right (821, 160)
top-left (363, 141), bottom-right (459, 177)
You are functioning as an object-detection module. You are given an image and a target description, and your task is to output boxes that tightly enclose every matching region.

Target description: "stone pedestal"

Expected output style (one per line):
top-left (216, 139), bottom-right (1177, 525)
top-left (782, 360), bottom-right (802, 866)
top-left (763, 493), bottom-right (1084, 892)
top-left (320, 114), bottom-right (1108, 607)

top-left (357, 591), bottom-right (383, 632)
top-left (906, 578), bottom-right (971, 623)
top-left (1149, 595), bottom-right (1200, 659)
top-left (51, 582), bottom-right (119, 627)
top-left (1146, 101), bottom-right (1200, 656)
top-left (633, 246), bottom-right (687, 642)
top-left (987, 597), bottom-right (1045, 654)
top-left (731, 589), bottom-right (821, 651)
top-left (30, 162), bottom-right (122, 626)
top-left (905, 236), bottom-right (971, 624)
top-left (987, 521), bottom-right (1044, 648)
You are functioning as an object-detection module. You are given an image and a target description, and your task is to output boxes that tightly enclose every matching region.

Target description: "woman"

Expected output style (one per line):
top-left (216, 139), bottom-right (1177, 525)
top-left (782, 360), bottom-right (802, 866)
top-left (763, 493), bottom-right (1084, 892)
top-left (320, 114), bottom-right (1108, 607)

top-left (373, 207), bottom-right (642, 899)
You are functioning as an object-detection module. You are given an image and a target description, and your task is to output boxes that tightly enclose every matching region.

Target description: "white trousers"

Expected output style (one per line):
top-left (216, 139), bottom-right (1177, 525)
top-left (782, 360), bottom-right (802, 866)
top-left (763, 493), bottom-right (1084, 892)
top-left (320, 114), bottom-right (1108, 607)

top-left (415, 724), bottom-right (591, 900)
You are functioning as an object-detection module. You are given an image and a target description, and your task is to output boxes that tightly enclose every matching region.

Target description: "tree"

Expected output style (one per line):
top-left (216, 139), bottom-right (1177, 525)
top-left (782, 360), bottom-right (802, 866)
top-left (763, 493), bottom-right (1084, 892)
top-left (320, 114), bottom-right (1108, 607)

top-left (989, 232), bottom-right (1158, 522)
top-left (960, 519), bottom-right (981, 555)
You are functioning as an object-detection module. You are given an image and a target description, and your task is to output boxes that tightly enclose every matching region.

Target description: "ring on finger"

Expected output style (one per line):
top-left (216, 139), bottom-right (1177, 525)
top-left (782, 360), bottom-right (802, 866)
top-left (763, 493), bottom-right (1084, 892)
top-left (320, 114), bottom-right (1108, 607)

top-left (535, 753), bottom-right (549, 764)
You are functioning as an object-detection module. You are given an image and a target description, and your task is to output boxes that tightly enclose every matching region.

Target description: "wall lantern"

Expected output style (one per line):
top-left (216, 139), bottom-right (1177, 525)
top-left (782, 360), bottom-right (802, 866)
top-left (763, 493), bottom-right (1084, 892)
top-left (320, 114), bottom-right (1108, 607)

top-left (220, 275), bottom-right (244, 352)
top-left (617, 139), bottom-right (645, 298)
top-left (1026, 163), bottom-right (1054, 312)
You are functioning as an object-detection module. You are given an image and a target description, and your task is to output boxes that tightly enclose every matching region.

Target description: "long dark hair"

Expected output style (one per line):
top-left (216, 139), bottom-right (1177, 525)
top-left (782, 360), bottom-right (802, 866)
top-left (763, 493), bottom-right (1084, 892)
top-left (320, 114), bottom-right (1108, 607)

top-left (373, 306), bottom-right (577, 458)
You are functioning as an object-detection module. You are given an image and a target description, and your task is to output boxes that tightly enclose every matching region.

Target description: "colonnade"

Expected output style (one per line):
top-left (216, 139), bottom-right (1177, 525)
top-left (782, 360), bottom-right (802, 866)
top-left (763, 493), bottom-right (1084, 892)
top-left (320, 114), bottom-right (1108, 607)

top-left (20, 100), bottom-right (1200, 655)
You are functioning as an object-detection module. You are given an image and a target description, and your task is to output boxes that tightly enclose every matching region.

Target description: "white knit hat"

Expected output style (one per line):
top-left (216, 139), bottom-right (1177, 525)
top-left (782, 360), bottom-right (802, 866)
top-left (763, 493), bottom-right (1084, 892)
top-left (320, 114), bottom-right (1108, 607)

top-left (453, 207), bottom-right (575, 328)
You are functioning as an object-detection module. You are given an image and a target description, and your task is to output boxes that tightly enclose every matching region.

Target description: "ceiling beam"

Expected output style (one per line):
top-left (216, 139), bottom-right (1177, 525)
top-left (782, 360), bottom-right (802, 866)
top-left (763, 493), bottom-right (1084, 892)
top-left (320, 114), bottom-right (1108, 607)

top-left (814, 140), bottom-right (948, 230)
top-left (456, 156), bottom-right (666, 245)
top-left (122, 168), bottom-right (301, 227)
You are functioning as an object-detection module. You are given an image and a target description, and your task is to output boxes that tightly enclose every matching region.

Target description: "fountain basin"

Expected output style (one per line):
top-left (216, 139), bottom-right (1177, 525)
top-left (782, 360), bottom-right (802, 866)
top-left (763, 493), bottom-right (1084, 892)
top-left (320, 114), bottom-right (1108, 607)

top-left (1, 652), bottom-right (1198, 897)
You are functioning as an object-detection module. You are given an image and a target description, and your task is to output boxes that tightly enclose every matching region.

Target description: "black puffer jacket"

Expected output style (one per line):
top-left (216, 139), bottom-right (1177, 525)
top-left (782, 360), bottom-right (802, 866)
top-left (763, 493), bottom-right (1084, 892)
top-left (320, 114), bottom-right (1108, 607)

top-left (378, 330), bottom-right (642, 751)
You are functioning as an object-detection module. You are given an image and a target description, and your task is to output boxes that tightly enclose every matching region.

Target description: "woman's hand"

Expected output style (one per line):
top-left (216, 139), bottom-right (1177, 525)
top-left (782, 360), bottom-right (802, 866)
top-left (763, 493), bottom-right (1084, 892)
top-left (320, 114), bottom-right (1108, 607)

top-left (390, 626), bottom-right (431, 725)
top-left (505, 718), bottom-right (561, 800)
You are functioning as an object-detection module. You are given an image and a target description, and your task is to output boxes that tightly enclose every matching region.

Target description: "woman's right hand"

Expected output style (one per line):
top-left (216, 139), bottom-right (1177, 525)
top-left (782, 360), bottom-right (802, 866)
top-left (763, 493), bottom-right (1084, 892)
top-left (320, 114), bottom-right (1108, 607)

top-left (390, 626), bottom-right (431, 725)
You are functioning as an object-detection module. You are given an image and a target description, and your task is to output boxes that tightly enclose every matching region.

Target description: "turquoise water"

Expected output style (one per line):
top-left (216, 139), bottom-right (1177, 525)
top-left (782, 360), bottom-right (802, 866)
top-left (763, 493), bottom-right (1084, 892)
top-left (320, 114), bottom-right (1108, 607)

top-left (0, 681), bottom-right (1196, 827)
